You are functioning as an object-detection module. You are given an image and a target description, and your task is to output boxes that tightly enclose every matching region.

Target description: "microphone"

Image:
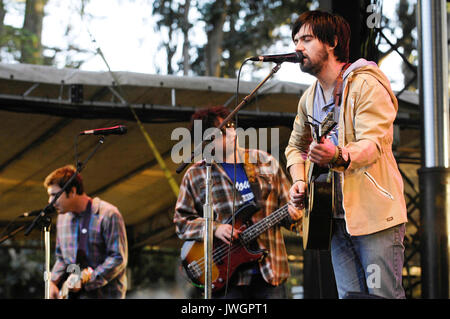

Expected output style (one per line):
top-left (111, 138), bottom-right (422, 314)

top-left (249, 51), bottom-right (304, 64)
top-left (20, 206), bottom-right (56, 218)
top-left (79, 125), bottom-right (127, 136)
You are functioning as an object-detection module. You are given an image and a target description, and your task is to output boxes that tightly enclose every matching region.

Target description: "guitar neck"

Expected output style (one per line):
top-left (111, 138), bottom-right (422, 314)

top-left (240, 204), bottom-right (290, 244)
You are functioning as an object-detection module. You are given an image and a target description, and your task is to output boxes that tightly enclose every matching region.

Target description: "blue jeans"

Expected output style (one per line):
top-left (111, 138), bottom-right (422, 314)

top-left (331, 218), bottom-right (406, 299)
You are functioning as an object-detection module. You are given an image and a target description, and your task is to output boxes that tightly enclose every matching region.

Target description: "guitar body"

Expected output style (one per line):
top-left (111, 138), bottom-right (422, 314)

top-left (302, 162), bottom-right (333, 251)
top-left (301, 111), bottom-right (338, 251)
top-left (58, 254), bottom-right (89, 299)
top-left (58, 267), bottom-right (83, 299)
top-left (181, 202), bottom-right (265, 292)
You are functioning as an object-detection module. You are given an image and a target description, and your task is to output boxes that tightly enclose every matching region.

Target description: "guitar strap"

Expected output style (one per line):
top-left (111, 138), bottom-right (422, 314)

top-left (331, 62), bottom-right (351, 217)
top-left (243, 150), bottom-right (262, 210)
top-left (332, 62), bottom-right (351, 117)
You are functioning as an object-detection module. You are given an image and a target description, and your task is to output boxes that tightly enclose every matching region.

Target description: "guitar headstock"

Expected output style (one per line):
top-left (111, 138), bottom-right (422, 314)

top-left (319, 112), bottom-right (337, 141)
top-left (306, 112), bottom-right (337, 143)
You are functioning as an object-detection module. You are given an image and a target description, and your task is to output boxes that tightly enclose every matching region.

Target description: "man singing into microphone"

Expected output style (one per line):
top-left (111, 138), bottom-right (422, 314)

top-left (44, 165), bottom-right (128, 299)
top-left (285, 11), bottom-right (407, 299)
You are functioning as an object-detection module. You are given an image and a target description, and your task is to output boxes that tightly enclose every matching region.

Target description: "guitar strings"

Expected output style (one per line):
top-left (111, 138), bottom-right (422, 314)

top-left (191, 204), bottom-right (290, 273)
top-left (192, 208), bottom-right (291, 279)
top-left (195, 204), bottom-right (289, 267)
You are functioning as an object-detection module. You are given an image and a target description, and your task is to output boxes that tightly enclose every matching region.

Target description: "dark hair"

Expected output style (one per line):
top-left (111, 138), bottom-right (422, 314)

top-left (43, 165), bottom-right (84, 196)
top-left (189, 105), bottom-right (231, 137)
top-left (292, 10), bottom-right (350, 63)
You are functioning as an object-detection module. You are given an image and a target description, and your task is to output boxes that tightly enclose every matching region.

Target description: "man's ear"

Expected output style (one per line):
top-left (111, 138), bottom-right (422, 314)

top-left (332, 36), bottom-right (338, 49)
top-left (69, 186), bottom-right (77, 198)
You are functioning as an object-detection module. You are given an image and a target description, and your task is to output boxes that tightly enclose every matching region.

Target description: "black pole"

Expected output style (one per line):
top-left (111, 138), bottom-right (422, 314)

top-left (418, 168), bottom-right (450, 298)
top-left (417, 0), bottom-right (450, 299)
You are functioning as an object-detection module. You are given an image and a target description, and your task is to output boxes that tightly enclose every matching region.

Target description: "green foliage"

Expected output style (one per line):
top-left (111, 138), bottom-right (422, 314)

top-left (395, 0), bottom-right (417, 90)
top-left (0, 243), bottom-right (46, 299)
top-left (152, 0), bottom-right (311, 77)
top-left (0, 25), bottom-right (24, 61)
top-left (128, 248), bottom-right (178, 290)
top-left (0, 0), bottom-right (93, 68)
top-left (194, 0), bottom-right (311, 77)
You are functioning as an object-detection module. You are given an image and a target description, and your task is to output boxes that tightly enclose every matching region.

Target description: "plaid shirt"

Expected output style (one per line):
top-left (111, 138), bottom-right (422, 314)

top-left (51, 197), bottom-right (128, 299)
top-left (174, 148), bottom-right (299, 287)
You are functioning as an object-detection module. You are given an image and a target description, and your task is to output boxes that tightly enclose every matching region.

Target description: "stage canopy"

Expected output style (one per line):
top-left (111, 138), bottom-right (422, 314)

top-left (0, 62), bottom-right (420, 249)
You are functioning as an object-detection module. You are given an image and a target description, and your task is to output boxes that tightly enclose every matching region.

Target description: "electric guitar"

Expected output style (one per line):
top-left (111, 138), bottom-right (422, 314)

top-left (181, 201), bottom-right (291, 292)
top-left (303, 112), bottom-right (337, 250)
top-left (58, 264), bottom-right (92, 299)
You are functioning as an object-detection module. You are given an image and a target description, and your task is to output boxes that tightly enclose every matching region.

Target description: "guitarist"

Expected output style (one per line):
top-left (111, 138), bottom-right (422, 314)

top-left (285, 11), bottom-right (407, 299)
top-left (174, 106), bottom-right (302, 299)
top-left (44, 165), bottom-right (128, 299)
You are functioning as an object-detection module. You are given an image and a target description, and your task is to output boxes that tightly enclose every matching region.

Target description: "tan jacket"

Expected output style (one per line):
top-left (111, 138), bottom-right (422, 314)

top-left (285, 60), bottom-right (407, 236)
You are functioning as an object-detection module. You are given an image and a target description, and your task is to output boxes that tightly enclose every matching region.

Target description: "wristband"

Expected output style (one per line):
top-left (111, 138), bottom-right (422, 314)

top-left (330, 146), bottom-right (339, 164)
top-left (329, 146), bottom-right (350, 169)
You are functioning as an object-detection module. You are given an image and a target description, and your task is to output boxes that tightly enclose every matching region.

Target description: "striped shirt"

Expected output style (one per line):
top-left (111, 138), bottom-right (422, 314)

top-left (51, 197), bottom-right (128, 298)
top-left (174, 148), bottom-right (299, 286)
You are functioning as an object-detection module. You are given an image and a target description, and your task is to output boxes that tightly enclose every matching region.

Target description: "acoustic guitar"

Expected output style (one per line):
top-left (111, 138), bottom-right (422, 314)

top-left (303, 111), bottom-right (337, 250)
top-left (181, 201), bottom-right (291, 292)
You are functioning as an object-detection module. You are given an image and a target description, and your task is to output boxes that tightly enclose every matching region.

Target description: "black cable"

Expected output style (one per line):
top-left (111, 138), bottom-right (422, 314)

top-left (223, 58), bottom-right (252, 297)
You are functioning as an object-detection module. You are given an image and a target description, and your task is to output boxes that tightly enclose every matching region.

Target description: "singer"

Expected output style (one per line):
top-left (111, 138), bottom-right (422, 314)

top-left (43, 165), bottom-right (128, 299)
top-left (285, 10), bottom-right (407, 299)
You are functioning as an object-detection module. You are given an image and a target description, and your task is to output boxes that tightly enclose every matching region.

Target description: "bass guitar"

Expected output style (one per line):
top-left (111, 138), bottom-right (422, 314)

top-left (303, 111), bottom-right (337, 250)
top-left (181, 201), bottom-right (291, 292)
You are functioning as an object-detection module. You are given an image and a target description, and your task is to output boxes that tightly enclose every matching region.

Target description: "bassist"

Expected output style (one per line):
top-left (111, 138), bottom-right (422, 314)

top-left (174, 106), bottom-right (302, 299)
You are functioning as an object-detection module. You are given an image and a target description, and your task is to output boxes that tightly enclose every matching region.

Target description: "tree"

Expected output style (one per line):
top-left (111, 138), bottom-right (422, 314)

top-left (0, 0), bottom-right (5, 43)
top-left (20, 0), bottom-right (48, 64)
top-left (218, 0), bottom-right (310, 78)
top-left (153, 0), bottom-right (311, 78)
top-left (0, 0), bottom-right (93, 68)
top-left (180, 0), bottom-right (191, 75)
top-left (394, 0), bottom-right (417, 91)
top-left (152, 0), bottom-right (193, 75)
top-left (196, 0), bottom-right (311, 78)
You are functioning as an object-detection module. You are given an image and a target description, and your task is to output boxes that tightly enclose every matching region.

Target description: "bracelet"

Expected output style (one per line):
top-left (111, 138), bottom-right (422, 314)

top-left (330, 146), bottom-right (340, 164)
top-left (330, 146), bottom-right (350, 169)
top-left (293, 179), bottom-right (305, 184)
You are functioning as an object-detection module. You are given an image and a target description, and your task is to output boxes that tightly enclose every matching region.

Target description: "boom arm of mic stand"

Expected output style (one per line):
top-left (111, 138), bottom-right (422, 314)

top-left (175, 63), bottom-right (282, 174)
top-left (24, 136), bottom-right (105, 236)
top-left (0, 224), bottom-right (26, 244)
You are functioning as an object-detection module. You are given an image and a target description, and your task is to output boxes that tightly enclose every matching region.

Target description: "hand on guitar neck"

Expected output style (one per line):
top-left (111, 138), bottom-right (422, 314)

top-left (214, 207), bottom-right (302, 246)
top-left (308, 138), bottom-right (338, 167)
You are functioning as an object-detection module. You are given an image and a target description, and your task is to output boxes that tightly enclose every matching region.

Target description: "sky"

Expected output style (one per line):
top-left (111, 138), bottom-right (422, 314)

top-left (2, 0), bottom-right (407, 90)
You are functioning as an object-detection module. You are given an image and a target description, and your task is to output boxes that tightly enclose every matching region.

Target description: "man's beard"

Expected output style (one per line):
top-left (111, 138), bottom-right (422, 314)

top-left (300, 46), bottom-right (329, 76)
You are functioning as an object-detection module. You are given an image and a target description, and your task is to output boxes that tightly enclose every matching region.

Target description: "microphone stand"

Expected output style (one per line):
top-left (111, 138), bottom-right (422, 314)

top-left (203, 157), bottom-right (214, 299)
top-left (175, 62), bottom-right (282, 299)
top-left (20, 136), bottom-right (105, 299)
